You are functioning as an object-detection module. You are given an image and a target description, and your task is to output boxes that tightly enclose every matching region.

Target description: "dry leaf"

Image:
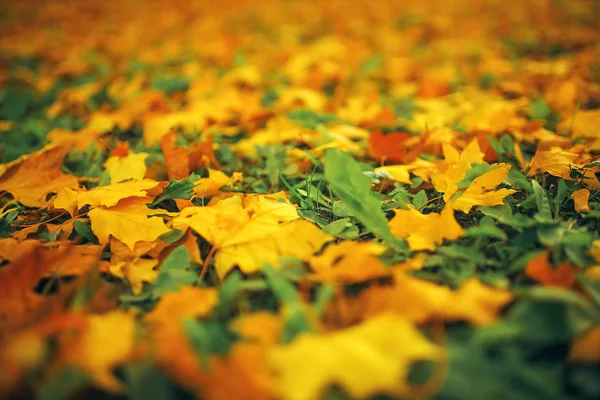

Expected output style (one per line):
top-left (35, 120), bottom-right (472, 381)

top-left (88, 196), bottom-right (170, 250)
top-left (145, 286), bottom-right (218, 325)
top-left (335, 274), bottom-right (512, 326)
top-left (450, 163), bottom-right (516, 213)
top-left (389, 206), bottom-right (464, 251)
top-left (0, 145), bottom-right (79, 207)
top-left (58, 311), bottom-right (135, 392)
top-left (572, 188), bottom-right (591, 213)
top-left (76, 179), bottom-right (160, 209)
top-left (525, 252), bottom-right (577, 288)
top-left (104, 152), bottom-right (149, 183)
top-left (308, 241), bottom-right (389, 282)
top-left (269, 313), bottom-right (444, 400)
top-left (569, 327), bottom-right (600, 362)
top-left (172, 195), bottom-right (331, 277)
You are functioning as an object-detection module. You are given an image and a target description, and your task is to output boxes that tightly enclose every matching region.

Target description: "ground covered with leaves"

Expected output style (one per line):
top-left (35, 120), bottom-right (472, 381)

top-left (1, 0), bottom-right (600, 399)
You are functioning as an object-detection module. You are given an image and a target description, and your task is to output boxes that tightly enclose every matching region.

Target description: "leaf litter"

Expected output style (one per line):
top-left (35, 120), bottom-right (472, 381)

top-left (0, 0), bottom-right (599, 399)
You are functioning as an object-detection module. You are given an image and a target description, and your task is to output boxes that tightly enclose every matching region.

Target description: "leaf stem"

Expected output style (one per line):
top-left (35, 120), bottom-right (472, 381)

top-left (199, 246), bottom-right (217, 283)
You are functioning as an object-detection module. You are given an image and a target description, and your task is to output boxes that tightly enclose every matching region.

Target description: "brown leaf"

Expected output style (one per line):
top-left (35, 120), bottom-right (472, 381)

top-left (0, 145), bottom-right (79, 207)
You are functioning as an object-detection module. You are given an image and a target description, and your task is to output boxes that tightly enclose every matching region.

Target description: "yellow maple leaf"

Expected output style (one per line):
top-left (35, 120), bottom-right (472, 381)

top-left (572, 188), bottom-right (591, 213)
top-left (389, 206), bottom-right (464, 251)
top-left (194, 169), bottom-right (243, 198)
top-left (88, 197), bottom-right (170, 250)
top-left (47, 127), bottom-right (102, 152)
top-left (561, 109), bottom-right (600, 150)
top-left (0, 145), bottom-right (79, 207)
top-left (231, 312), bottom-right (282, 346)
top-left (336, 274), bottom-right (512, 326)
top-left (76, 179), bottom-right (160, 209)
top-left (234, 116), bottom-right (315, 158)
top-left (201, 344), bottom-right (276, 400)
top-left (308, 241), bottom-right (389, 282)
top-left (59, 311), bottom-right (135, 392)
top-left (0, 329), bottom-right (47, 392)
top-left (449, 163), bottom-right (516, 213)
top-left (172, 195), bottom-right (331, 277)
top-left (52, 187), bottom-right (79, 216)
top-left (145, 286), bottom-right (218, 325)
top-left (108, 258), bottom-right (159, 294)
top-left (269, 313), bottom-right (444, 400)
top-left (277, 88), bottom-right (326, 112)
top-left (432, 140), bottom-right (484, 201)
top-left (108, 237), bottom-right (166, 263)
top-left (528, 149), bottom-right (580, 179)
top-left (375, 158), bottom-right (435, 184)
top-left (104, 152), bottom-right (149, 183)
top-left (143, 110), bottom-right (206, 146)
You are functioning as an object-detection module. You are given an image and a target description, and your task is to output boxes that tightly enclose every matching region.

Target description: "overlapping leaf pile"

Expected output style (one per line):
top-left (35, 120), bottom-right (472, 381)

top-left (1, 0), bottom-right (599, 399)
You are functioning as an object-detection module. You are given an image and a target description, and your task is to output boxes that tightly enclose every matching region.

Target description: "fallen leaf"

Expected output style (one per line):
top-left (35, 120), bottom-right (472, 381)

top-left (0, 145), bottom-right (79, 207)
top-left (334, 274), bottom-right (513, 326)
top-left (525, 252), bottom-right (577, 288)
top-left (88, 196), bottom-right (170, 250)
top-left (389, 206), bottom-right (464, 251)
top-left (160, 131), bottom-right (191, 180)
top-left (231, 312), bottom-right (282, 346)
top-left (52, 187), bottom-right (79, 215)
top-left (145, 286), bottom-right (218, 325)
top-left (172, 195), bottom-right (331, 277)
top-left (569, 327), bottom-right (600, 362)
top-left (269, 313), bottom-right (444, 400)
top-left (104, 152), bottom-right (149, 183)
top-left (432, 140), bottom-right (485, 201)
top-left (572, 188), bottom-right (591, 213)
top-left (47, 127), bottom-right (102, 151)
top-left (450, 163), bottom-right (516, 213)
top-left (108, 258), bottom-right (159, 294)
top-left (194, 169), bottom-right (243, 198)
top-left (528, 149), bottom-right (580, 179)
top-left (368, 130), bottom-right (410, 163)
top-left (59, 311), bottom-right (135, 392)
top-left (77, 179), bottom-right (160, 209)
top-left (308, 241), bottom-right (389, 282)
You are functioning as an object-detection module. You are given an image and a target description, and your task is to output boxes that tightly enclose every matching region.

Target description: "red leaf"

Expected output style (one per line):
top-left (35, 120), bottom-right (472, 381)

top-left (368, 130), bottom-right (410, 163)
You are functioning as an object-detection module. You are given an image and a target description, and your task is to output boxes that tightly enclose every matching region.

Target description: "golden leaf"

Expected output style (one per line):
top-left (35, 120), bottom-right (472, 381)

top-left (449, 163), bottom-right (516, 213)
top-left (47, 127), bottom-right (102, 151)
top-left (528, 149), bottom-right (580, 179)
top-left (335, 274), bottom-right (512, 326)
top-left (0, 145), bottom-right (79, 207)
top-left (389, 206), bottom-right (464, 251)
top-left (145, 286), bottom-right (218, 325)
top-left (432, 140), bottom-right (484, 201)
top-left (52, 187), bottom-right (79, 216)
top-left (88, 197), bottom-right (170, 250)
top-left (108, 258), bottom-right (159, 294)
top-left (172, 195), bottom-right (331, 277)
top-left (76, 179), bottom-right (160, 209)
top-left (104, 152), bottom-right (149, 183)
top-left (308, 241), bottom-right (389, 282)
top-left (269, 313), bottom-right (444, 400)
top-left (194, 169), bottom-right (243, 198)
top-left (572, 188), bottom-right (591, 213)
top-left (231, 312), bottom-right (282, 346)
top-left (59, 311), bottom-right (135, 392)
